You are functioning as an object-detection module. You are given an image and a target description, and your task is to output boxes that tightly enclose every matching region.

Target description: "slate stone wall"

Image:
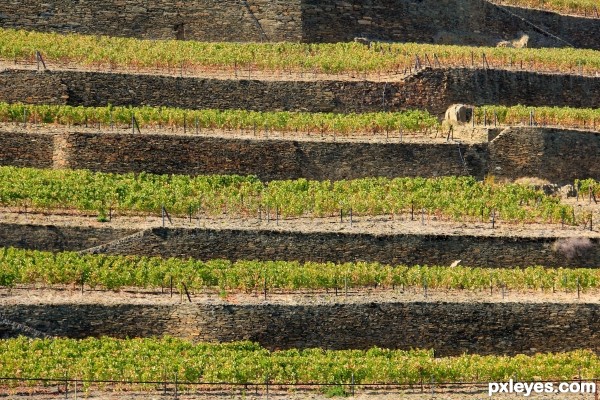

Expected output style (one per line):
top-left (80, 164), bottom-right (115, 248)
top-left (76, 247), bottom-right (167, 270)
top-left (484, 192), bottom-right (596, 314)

top-left (0, 223), bottom-right (135, 252)
top-left (488, 127), bottom-right (600, 184)
top-left (2, 126), bottom-right (600, 184)
top-left (85, 227), bottom-right (600, 268)
top-left (3, 301), bottom-right (599, 356)
top-left (2, 68), bottom-right (600, 117)
top-left (1, 0), bottom-right (598, 48)
top-left (61, 132), bottom-right (487, 181)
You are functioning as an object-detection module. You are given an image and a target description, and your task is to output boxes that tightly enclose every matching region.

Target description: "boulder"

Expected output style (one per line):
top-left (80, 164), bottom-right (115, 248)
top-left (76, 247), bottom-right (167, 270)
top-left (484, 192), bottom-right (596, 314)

top-left (445, 104), bottom-right (473, 124)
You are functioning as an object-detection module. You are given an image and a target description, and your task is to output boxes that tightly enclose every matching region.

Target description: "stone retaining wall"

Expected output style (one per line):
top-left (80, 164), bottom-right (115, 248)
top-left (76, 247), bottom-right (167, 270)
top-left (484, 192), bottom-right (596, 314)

top-left (1, 0), bottom-right (598, 48)
top-left (2, 68), bottom-right (599, 117)
top-left (2, 301), bottom-right (599, 356)
top-left (3, 222), bottom-right (597, 268)
top-left (502, 4), bottom-right (600, 50)
top-left (0, 132), bottom-right (54, 168)
top-left (488, 127), bottom-right (600, 184)
top-left (85, 227), bottom-right (600, 268)
top-left (0, 71), bottom-right (67, 105)
top-left (3, 126), bottom-right (600, 183)
top-left (0, 0), bottom-right (302, 42)
top-left (62, 132), bottom-right (487, 181)
top-left (0, 223), bottom-right (135, 252)
top-left (302, 0), bottom-right (600, 49)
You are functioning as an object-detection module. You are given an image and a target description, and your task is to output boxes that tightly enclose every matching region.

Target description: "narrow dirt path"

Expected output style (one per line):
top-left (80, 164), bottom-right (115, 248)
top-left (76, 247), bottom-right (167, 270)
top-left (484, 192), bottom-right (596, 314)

top-left (1, 286), bottom-right (596, 306)
top-left (1, 206), bottom-right (598, 239)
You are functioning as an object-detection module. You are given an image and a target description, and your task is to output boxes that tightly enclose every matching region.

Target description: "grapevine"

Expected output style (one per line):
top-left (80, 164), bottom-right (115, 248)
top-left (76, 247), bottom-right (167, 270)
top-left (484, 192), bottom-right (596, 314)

top-left (474, 105), bottom-right (600, 129)
top-left (0, 103), bottom-right (439, 135)
top-left (3, 28), bottom-right (600, 75)
top-left (0, 167), bottom-right (575, 224)
top-left (0, 337), bottom-right (598, 387)
top-left (4, 103), bottom-right (600, 132)
top-left (575, 178), bottom-right (600, 197)
top-left (0, 248), bottom-right (596, 292)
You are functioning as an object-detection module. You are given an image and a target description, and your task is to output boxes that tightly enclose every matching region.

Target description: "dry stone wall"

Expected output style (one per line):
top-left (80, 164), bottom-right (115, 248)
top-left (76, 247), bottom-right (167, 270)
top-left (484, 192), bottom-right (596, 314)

top-left (0, 70), bottom-right (67, 105)
top-left (456, 69), bottom-right (600, 109)
top-left (3, 301), bottom-right (600, 356)
top-left (401, 68), bottom-right (600, 115)
top-left (0, 223), bottom-right (135, 252)
top-left (0, 0), bottom-right (302, 42)
top-left (2, 68), bottom-right (600, 117)
top-left (489, 128), bottom-right (600, 184)
top-left (0, 0), bottom-right (598, 48)
top-left (4, 222), bottom-right (597, 269)
top-left (62, 132), bottom-right (487, 181)
top-left (54, 70), bottom-right (383, 113)
top-left (501, 4), bottom-right (600, 50)
top-left (2, 126), bottom-right (600, 183)
top-left (85, 227), bottom-right (600, 268)
top-left (301, 0), bottom-right (600, 49)
top-left (0, 132), bottom-right (54, 168)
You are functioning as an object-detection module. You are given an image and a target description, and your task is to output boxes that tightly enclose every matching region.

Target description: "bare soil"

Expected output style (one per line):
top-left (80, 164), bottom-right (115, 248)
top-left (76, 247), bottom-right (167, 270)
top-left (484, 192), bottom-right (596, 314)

top-left (1, 205), bottom-right (598, 239)
top-left (0, 285), bottom-right (596, 306)
top-left (0, 385), bottom-right (593, 399)
top-left (0, 121), bottom-right (488, 145)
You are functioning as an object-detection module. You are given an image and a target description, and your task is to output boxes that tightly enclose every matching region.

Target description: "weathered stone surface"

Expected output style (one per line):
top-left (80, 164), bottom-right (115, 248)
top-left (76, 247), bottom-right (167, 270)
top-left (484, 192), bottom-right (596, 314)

top-left (2, 222), bottom-right (598, 268)
top-left (2, 126), bottom-right (600, 184)
top-left (0, 71), bottom-right (67, 105)
top-left (86, 227), bottom-right (600, 268)
top-left (302, 0), bottom-right (600, 49)
top-left (2, 68), bottom-right (600, 117)
top-left (0, 132), bottom-right (54, 168)
top-left (0, 223), bottom-right (134, 252)
top-left (0, 0), bottom-right (598, 49)
top-left (0, 0), bottom-right (303, 42)
top-left (61, 132), bottom-right (486, 180)
top-left (3, 301), bottom-right (600, 356)
top-left (489, 127), bottom-right (600, 184)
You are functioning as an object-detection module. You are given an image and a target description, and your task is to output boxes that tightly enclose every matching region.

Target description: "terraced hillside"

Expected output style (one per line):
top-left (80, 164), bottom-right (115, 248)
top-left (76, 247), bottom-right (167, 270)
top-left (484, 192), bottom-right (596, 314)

top-left (1, 1), bottom-right (600, 399)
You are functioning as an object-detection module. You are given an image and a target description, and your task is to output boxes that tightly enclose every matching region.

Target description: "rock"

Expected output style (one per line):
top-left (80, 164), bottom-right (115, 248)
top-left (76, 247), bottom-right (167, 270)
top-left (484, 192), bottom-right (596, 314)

top-left (496, 33), bottom-right (529, 48)
top-left (445, 104), bottom-right (473, 124)
top-left (560, 184), bottom-right (578, 198)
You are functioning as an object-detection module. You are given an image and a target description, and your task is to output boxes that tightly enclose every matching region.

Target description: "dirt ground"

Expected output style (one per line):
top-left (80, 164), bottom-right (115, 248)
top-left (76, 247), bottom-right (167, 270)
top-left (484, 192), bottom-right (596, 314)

top-left (1, 204), bottom-right (598, 240)
top-left (0, 121), bottom-right (487, 145)
top-left (1, 285), bottom-right (596, 306)
top-left (0, 385), bottom-right (596, 399)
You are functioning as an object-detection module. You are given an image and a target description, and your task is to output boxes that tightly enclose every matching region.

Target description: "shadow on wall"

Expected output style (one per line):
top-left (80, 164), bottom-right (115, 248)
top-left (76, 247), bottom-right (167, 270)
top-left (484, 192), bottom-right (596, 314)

top-left (0, 0), bottom-right (598, 47)
top-left (300, 0), bottom-right (599, 48)
top-left (0, 223), bottom-right (135, 252)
